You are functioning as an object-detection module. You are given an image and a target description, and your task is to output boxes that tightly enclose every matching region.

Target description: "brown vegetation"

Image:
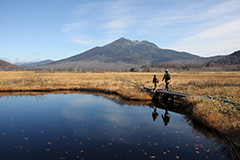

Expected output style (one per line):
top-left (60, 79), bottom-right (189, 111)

top-left (0, 71), bottom-right (153, 100)
top-left (0, 71), bottom-right (239, 101)
top-left (187, 97), bottom-right (240, 135)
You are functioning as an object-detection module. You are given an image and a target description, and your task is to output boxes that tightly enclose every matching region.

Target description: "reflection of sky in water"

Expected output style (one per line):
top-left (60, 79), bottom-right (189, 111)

top-left (0, 94), bottom-right (228, 160)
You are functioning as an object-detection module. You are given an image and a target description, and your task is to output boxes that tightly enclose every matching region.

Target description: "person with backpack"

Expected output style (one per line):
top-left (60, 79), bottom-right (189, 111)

top-left (162, 69), bottom-right (171, 91)
top-left (152, 74), bottom-right (159, 91)
top-left (161, 109), bottom-right (170, 126)
top-left (152, 107), bottom-right (158, 121)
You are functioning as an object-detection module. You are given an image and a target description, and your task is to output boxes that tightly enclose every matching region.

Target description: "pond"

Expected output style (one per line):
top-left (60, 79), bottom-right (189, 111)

top-left (0, 93), bottom-right (231, 160)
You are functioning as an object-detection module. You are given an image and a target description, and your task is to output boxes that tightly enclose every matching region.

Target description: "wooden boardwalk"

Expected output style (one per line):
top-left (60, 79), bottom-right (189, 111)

top-left (144, 87), bottom-right (193, 98)
top-left (144, 86), bottom-right (240, 107)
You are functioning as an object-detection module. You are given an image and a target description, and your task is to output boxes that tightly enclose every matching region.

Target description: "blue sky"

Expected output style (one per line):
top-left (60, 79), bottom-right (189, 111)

top-left (1, 0), bottom-right (240, 63)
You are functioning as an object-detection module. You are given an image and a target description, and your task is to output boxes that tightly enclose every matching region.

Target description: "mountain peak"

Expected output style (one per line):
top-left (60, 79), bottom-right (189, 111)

top-left (112, 37), bottom-right (159, 48)
top-left (118, 37), bottom-right (128, 41)
top-left (112, 37), bottom-right (129, 43)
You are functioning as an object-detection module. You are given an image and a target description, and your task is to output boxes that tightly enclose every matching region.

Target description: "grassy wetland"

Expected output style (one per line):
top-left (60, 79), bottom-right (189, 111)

top-left (0, 71), bottom-right (240, 147)
top-left (1, 71), bottom-right (239, 99)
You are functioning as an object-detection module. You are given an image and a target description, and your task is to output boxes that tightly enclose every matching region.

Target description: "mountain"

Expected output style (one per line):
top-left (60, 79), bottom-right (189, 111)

top-left (16, 59), bottom-right (53, 66)
top-left (53, 38), bottom-right (198, 65)
top-left (0, 59), bottom-right (22, 71)
top-left (38, 38), bottom-right (200, 71)
top-left (145, 50), bottom-right (240, 72)
top-left (207, 50), bottom-right (240, 65)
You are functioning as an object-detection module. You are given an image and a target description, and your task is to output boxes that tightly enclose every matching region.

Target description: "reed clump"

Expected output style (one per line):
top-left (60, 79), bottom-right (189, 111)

top-left (3, 73), bottom-right (49, 86)
top-left (187, 97), bottom-right (240, 135)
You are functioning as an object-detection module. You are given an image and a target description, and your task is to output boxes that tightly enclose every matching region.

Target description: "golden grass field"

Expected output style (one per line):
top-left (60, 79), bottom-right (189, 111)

top-left (0, 71), bottom-right (239, 100)
top-left (0, 71), bottom-right (240, 137)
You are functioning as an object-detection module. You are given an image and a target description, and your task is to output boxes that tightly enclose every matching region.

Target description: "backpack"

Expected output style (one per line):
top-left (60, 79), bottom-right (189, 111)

top-left (165, 74), bottom-right (171, 81)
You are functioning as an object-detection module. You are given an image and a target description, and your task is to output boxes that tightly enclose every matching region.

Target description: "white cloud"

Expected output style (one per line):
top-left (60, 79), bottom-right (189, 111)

top-left (169, 19), bottom-right (240, 56)
top-left (199, 0), bottom-right (240, 20)
top-left (62, 22), bottom-right (86, 34)
top-left (69, 39), bottom-right (90, 45)
top-left (103, 18), bottom-right (132, 35)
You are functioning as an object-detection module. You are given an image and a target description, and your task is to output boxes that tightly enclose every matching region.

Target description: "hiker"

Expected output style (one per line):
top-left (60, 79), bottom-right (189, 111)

top-left (152, 107), bottom-right (158, 121)
top-left (162, 69), bottom-right (171, 91)
top-left (152, 74), bottom-right (159, 90)
top-left (161, 110), bottom-right (170, 126)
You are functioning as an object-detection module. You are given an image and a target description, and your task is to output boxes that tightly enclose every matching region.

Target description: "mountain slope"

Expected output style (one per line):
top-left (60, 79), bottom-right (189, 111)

top-left (52, 38), bottom-right (199, 66)
top-left (208, 50), bottom-right (240, 65)
top-left (0, 59), bottom-right (22, 71)
top-left (16, 60), bottom-right (53, 66)
top-left (165, 55), bottom-right (224, 65)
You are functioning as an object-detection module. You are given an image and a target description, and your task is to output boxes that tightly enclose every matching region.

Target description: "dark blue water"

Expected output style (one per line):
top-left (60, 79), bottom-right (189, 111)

top-left (0, 94), bottom-right (228, 160)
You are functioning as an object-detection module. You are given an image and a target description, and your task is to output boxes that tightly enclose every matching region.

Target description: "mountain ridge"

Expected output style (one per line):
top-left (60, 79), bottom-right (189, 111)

top-left (207, 50), bottom-right (240, 65)
top-left (50, 37), bottom-right (199, 67)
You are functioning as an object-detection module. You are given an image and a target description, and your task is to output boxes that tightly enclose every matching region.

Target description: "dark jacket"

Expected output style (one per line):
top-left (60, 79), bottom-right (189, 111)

top-left (153, 77), bottom-right (159, 83)
top-left (162, 73), bottom-right (171, 82)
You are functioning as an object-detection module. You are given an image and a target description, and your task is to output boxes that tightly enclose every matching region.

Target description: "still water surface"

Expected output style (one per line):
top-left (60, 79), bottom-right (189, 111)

top-left (0, 94), bottom-right (228, 160)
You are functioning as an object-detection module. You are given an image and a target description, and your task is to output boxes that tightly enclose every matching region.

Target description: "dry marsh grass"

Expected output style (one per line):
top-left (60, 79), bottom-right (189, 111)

top-left (0, 71), bottom-right (153, 100)
top-left (187, 97), bottom-right (240, 135)
top-left (0, 71), bottom-right (239, 101)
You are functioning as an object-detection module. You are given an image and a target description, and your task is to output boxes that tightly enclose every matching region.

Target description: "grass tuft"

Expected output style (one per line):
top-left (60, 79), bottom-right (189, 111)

top-left (186, 97), bottom-right (240, 135)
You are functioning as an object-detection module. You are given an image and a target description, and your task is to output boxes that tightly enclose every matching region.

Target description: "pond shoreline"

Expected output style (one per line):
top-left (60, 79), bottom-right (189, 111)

top-left (0, 88), bottom-right (151, 102)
